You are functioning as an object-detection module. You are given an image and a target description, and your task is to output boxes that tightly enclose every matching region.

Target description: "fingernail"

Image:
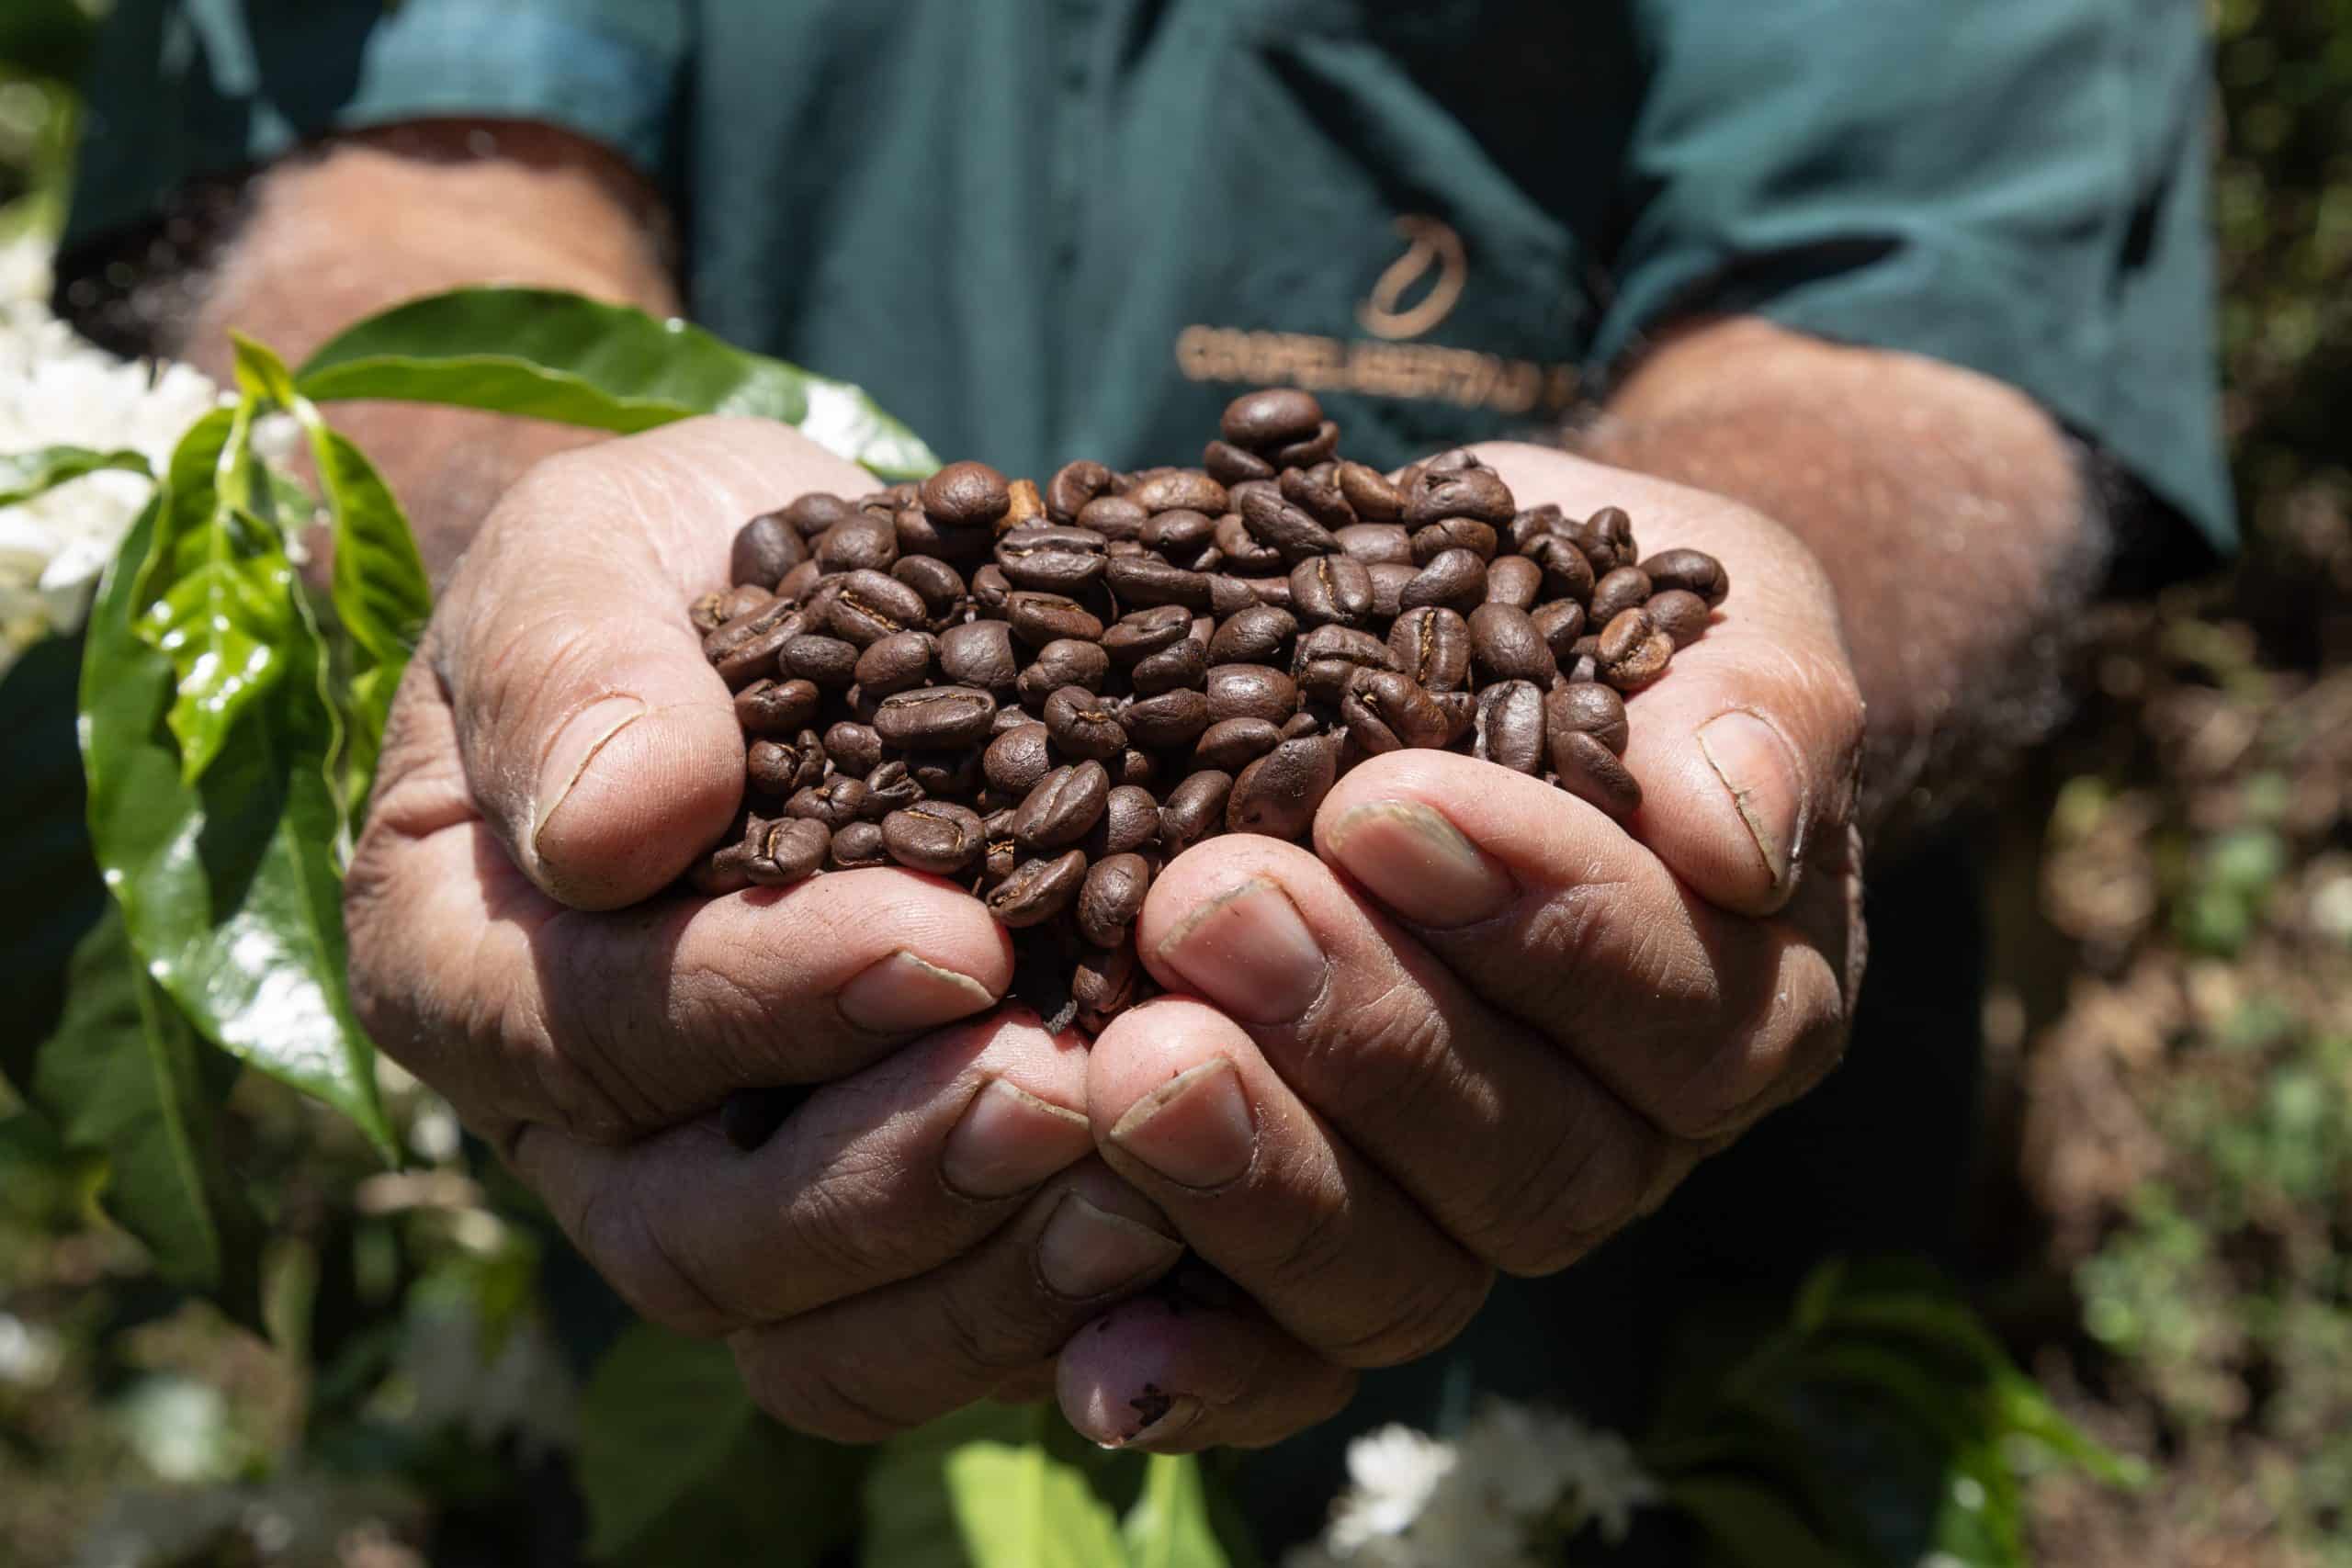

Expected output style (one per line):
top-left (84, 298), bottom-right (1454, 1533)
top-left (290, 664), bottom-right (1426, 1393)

top-left (941, 1078), bottom-right (1092, 1199)
top-left (1119, 1389), bottom-right (1204, 1450)
top-left (1696, 711), bottom-right (1805, 895)
top-left (1152, 877), bottom-right (1326, 1024)
top-left (840, 949), bottom-right (999, 1033)
top-left (1324, 800), bottom-right (1515, 929)
top-left (533, 695), bottom-right (645, 856)
top-left (1036, 1193), bottom-right (1183, 1300)
top-left (1108, 1057), bottom-right (1256, 1190)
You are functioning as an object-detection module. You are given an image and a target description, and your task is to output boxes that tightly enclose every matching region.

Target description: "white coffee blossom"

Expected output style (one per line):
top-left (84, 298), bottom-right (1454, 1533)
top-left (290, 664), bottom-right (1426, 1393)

top-left (0, 231), bottom-right (223, 669)
top-left (1286, 1399), bottom-right (1661, 1568)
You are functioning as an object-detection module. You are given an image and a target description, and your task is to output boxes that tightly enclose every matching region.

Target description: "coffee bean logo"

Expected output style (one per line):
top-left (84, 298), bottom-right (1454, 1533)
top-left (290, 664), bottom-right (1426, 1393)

top-left (1356, 215), bottom-right (1468, 342)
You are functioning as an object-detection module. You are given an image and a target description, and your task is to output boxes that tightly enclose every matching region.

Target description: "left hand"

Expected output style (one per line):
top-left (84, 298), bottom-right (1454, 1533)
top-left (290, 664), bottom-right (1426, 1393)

top-left (1053, 442), bottom-right (1869, 1449)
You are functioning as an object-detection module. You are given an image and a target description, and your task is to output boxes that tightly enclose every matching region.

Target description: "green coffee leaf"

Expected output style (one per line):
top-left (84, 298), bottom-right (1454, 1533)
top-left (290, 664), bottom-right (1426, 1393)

top-left (1123, 1455), bottom-right (1229, 1568)
top-left (295, 287), bottom-right (939, 479)
top-left (29, 905), bottom-right (262, 1319)
top-left (578, 1323), bottom-right (861, 1566)
top-left (81, 487), bottom-right (397, 1158)
top-left (0, 444), bottom-right (151, 506)
top-left (865, 1404), bottom-right (1129, 1568)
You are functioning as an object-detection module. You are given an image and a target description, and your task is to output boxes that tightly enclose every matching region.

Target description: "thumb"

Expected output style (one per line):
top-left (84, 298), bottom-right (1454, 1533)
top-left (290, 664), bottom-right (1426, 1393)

top-left (433, 417), bottom-right (879, 909)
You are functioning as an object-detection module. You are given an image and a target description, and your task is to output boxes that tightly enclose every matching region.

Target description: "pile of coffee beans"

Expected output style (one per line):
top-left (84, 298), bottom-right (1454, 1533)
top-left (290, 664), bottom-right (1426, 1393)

top-left (687, 389), bottom-right (1726, 1036)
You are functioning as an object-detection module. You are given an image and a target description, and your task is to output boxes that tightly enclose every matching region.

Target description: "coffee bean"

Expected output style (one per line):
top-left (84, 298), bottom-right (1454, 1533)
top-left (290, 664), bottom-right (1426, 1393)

top-left (1222, 388), bottom-right (1323, 450)
top-left (864, 760), bottom-right (924, 817)
top-left (1294, 625), bottom-right (1396, 702)
top-left (775, 559), bottom-right (824, 604)
top-left (1072, 935), bottom-right (1144, 1025)
top-left (1106, 555), bottom-right (1215, 610)
top-left (777, 633), bottom-right (856, 690)
top-left (1278, 463), bottom-right (1355, 529)
top-left (813, 722), bottom-right (875, 779)
top-left (691, 838), bottom-right (754, 895)
top-left (1560, 507), bottom-right (1633, 575)
top-left (748, 733), bottom-right (826, 795)
top-left (890, 555), bottom-right (966, 618)
top-left (1131, 637), bottom-right (1209, 695)
top-left (1077, 854), bottom-right (1151, 946)
top-left (1076, 494), bottom-right (1151, 542)
top-left (1289, 554), bottom-right (1376, 627)
top-left (854, 630), bottom-right (936, 696)
top-left (1398, 547), bottom-right (1488, 615)
top-left (970, 563), bottom-right (1012, 610)
top-left (983, 722), bottom-right (1056, 795)
top-left (1366, 560), bottom-right (1416, 619)
top-left (735, 677), bottom-right (822, 736)
top-left (1195, 716), bottom-right (1283, 771)
top-left (1005, 592), bottom-right (1103, 647)
top-left (1522, 533), bottom-right (1595, 604)
top-left (1228, 736), bottom-right (1338, 838)
top-left (1387, 606), bottom-right (1472, 694)
top-left (786, 775), bottom-right (868, 829)
top-left (1141, 507), bottom-right (1217, 559)
top-left (1340, 670), bottom-right (1452, 754)
top-left (1214, 510), bottom-right (1287, 573)
top-left (1596, 606), bottom-right (1673, 690)
top-left (1091, 786), bottom-right (1163, 857)
top-left (816, 514), bottom-right (899, 575)
top-left (1020, 638), bottom-right (1111, 705)
top-left (1640, 548), bottom-right (1730, 607)
top-left (829, 818), bottom-right (891, 870)
top-left (1203, 439), bottom-right (1277, 485)
top-left (1131, 469), bottom-right (1228, 516)
top-left (1530, 600), bottom-right (1587, 663)
top-left (938, 619), bottom-right (1019, 689)
top-left (1047, 459), bottom-right (1116, 524)
top-left (1123, 688), bottom-right (1214, 749)
top-left (732, 513), bottom-right (808, 587)
top-left (1473, 681), bottom-right (1547, 773)
top-left (987, 849), bottom-right (1090, 927)
top-left (692, 583), bottom-right (770, 634)
top-left (828, 569), bottom-right (928, 647)
top-left (1550, 729), bottom-right (1642, 818)
top-left (883, 800), bottom-right (986, 875)
top-left (922, 460), bottom-right (1012, 528)
top-left (1204, 663), bottom-right (1300, 725)
top-left (1467, 603), bottom-right (1560, 685)
top-left (1238, 487), bottom-right (1340, 564)
top-left (1160, 769), bottom-right (1234, 854)
top-left (1404, 456), bottom-right (1515, 526)
top-left (706, 603), bottom-right (806, 688)
top-left (744, 816), bottom-right (831, 886)
top-left (981, 809), bottom-right (1019, 884)
top-left (1646, 588), bottom-right (1711, 649)
top-left (997, 524), bottom-right (1110, 592)
top-left (1044, 685), bottom-right (1129, 759)
top-left (1409, 517), bottom-right (1498, 564)
top-left (1271, 419), bottom-right (1340, 469)
top-left (1102, 604), bottom-right (1195, 666)
top-left (908, 749), bottom-right (983, 797)
top-left (1546, 682), bottom-right (1630, 755)
top-left (1505, 503), bottom-right (1564, 554)
top-left (1483, 554), bottom-right (1543, 611)
top-left (1335, 524), bottom-right (1415, 566)
top-left (1335, 460), bottom-right (1404, 521)
top-left (1012, 761), bottom-right (1112, 850)
top-left (1207, 604), bottom-right (1296, 664)
top-left (1589, 567), bottom-right (1653, 625)
top-left (874, 684), bottom-right (998, 748)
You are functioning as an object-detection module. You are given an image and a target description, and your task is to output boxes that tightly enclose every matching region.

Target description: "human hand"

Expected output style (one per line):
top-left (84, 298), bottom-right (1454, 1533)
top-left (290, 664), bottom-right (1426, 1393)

top-left (347, 418), bottom-right (1184, 1434)
top-left (1055, 442), bottom-right (1868, 1449)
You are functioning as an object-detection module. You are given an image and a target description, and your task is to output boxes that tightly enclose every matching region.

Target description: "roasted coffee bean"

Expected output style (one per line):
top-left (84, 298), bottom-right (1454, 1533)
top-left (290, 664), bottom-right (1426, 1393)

top-left (1013, 761), bottom-right (1112, 850)
top-left (988, 849), bottom-right (1090, 927)
top-left (982, 723), bottom-right (1056, 795)
top-left (735, 677), bottom-right (822, 736)
top-left (1409, 517), bottom-right (1498, 564)
top-left (1102, 604), bottom-right (1195, 666)
top-left (1530, 600), bottom-right (1587, 663)
top-left (1551, 730), bottom-right (1642, 818)
top-left (1072, 936), bottom-right (1144, 1025)
top-left (1228, 573), bottom-right (1292, 611)
top-left (1238, 487), bottom-right (1340, 563)
top-left (1646, 588), bottom-right (1711, 649)
top-left (1589, 567), bottom-right (1653, 625)
top-left (1106, 555), bottom-right (1215, 610)
top-left (1640, 547), bottom-right (1730, 607)
top-left (1485, 554), bottom-right (1543, 610)
top-left (1279, 463), bottom-right (1355, 528)
top-left (744, 816), bottom-right (831, 886)
top-left (1044, 685), bottom-right (1128, 759)
top-left (1005, 592), bottom-right (1103, 647)
top-left (769, 493), bottom-right (850, 543)
top-left (970, 563), bottom-right (1012, 610)
top-left (692, 583), bottom-right (771, 633)
top-left (907, 749), bottom-right (983, 796)
top-left (1430, 689), bottom-right (1476, 746)
top-left (997, 524), bottom-right (1109, 592)
top-left (938, 619), bottom-right (1019, 689)
top-left (1221, 388), bottom-right (1323, 450)
top-left (1522, 533), bottom-right (1596, 604)
top-left (1473, 680), bottom-right (1547, 773)
top-left (1204, 663), bottom-right (1300, 725)
top-left (703, 592), bottom-right (799, 664)
top-left (1546, 682), bottom-right (1630, 755)
top-left (1021, 638), bottom-right (1111, 702)
top-left (1160, 770), bottom-right (1233, 854)
top-left (1123, 688), bottom-right (1214, 749)
top-left (748, 734), bottom-right (826, 795)
top-left (1404, 456), bottom-right (1515, 526)
top-left (1467, 603), bottom-right (1559, 685)
top-left (981, 809), bottom-right (1019, 883)
top-left (1131, 637), bottom-right (1208, 695)
top-left (1132, 469), bottom-right (1227, 516)
top-left (1046, 459), bottom-right (1116, 524)
top-left (1091, 786), bottom-right (1164, 858)
top-left (883, 801), bottom-right (985, 875)
top-left (1141, 507), bottom-right (1217, 558)
top-left (1228, 736), bottom-right (1338, 838)
top-left (713, 620), bottom-right (797, 688)
top-left (1289, 554), bottom-right (1376, 627)
top-left (780, 633), bottom-right (859, 689)
top-left (1195, 716), bottom-right (1283, 771)
top-left (1077, 854), bottom-right (1151, 947)
top-left (812, 725), bottom-right (874, 781)
top-left (786, 775), bottom-right (868, 829)
top-left (1213, 510), bottom-right (1287, 573)
top-left (1335, 459), bottom-right (1404, 521)
top-left (874, 684), bottom-right (998, 748)
top-left (854, 630), bottom-right (936, 696)
top-left (775, 559), bottom-right (824, 604)
top-left (691, 839), bottom-right (754, 895)
top-left (864, 760), bottom-right (924, 817)
top-left (1076, 494), bottom-right (1151, 542)
top-left (1398, 547), bottom-right (1487, 615)
top-left (816, 514), bottom-right (898, 574)
top-left (890, 555), bottom-right (966, 617)
top-left (732, 513), bottom-right (808, 587)
top-left (1506, 503), bottom-right (1565, 554)
top-left (1115, 747), bottom-right (1160, 789)
top-left (1364, 561), bottom-right (1414, 618)
top-left (1271, 419), bottom-right (1340, 468)
top-left (1340, 669), bottom-right (1453, 754)
top-left (1294, 625), bottom-right (1396, 701)
top-left (1207, 604), bottom-right (1296, 664)
top-left (828, 569), bottom-right (928, 647)
top-left (1561, 506), bottom-right (1634, 575)
top-left (921, 460), bottom-right (1012, 528)
top-left (1335, 523), bottom-right (1415, 566)
top-left (1386, 606), bottom-right (1472, 694)
top-left (892, 504), bottom-right (967, 565)
top-left (828, 818), bottom-right (891, 870)
top-left (1595, 607), bottom-right (1673, 690)
top-left (1282, 707), bottom-right (1328, 740)
top-left (1203, 439), bottom-right (1277, 485)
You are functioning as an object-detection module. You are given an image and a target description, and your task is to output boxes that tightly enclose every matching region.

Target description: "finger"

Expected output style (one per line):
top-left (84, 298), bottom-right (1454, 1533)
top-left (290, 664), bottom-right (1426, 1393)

top-left (1084, 998), bottom-right (1494, 1366)
top-left (433, 417), bottom-right (879, 908)
top-left (731, 1161), bottom-right (1184, 1441)
top-left (349, 671), bottom-right (1013, 1138)
top-left (1466, 441), bottom-right (1864, 917)
top-left (509, 1011), bottom-right (1095, 1337)
top-left (1057, 1275), bottom-right (1357, 1451)
top-left (1135, 835), bottom-right (1684, 1274)
top-left (1312, 749), bottom-right (1852, 1142)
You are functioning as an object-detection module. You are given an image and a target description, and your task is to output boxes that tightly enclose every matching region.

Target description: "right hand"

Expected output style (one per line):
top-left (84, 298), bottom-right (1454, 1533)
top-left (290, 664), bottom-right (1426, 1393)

top-left (346, 417), bottom-right (1185, 1436)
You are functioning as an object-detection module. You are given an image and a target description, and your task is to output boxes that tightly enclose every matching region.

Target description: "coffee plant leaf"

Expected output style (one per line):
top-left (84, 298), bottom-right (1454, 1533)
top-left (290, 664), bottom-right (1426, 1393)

top-left (0, 443), bottom-right (150, 506)
top-left (578, 1323), bottom-right (862, 1566)
top-left (294, 287), bottom-right (940, 480)
top-left (0, 633), bottom-right (104, 1098)
top-left (81, 478), bottom-right (397, 1159)
top-left (864, 1403), bottom-right (1131, 1568)
top-left (1123, 1455), bottom-right (1230, 1568)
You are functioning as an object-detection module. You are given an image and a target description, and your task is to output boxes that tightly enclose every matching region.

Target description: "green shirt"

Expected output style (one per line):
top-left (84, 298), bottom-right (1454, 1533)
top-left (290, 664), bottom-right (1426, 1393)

top-left (66, 0), bottom-right (2231, 552)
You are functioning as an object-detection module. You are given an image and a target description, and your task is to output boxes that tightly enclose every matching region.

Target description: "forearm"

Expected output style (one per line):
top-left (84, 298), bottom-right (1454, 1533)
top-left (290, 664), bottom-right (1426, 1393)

top-left (171, 123), bottom-right (680, 575)
top-left (1577, 318), bottom-right (2106, 853)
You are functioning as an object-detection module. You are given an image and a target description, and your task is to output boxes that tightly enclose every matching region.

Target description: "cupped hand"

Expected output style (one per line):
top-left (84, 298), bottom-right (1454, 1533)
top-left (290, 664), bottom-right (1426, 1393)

top-left (347, 418), bottom-right (1183, 1434)
top-left (1057, 442), bottom-right (1869, 1450)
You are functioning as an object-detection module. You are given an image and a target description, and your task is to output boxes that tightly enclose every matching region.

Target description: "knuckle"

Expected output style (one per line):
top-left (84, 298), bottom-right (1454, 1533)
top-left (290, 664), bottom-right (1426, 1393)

top-left (1483, 1114), bottom-right (1663, 1277)
top-left (1319, 1260), bottom-right (1491, 1370)
top-left (569, 1172), bottom-right (736, 1336)
top-left (1284, 976), bottom-right (1456, 1130)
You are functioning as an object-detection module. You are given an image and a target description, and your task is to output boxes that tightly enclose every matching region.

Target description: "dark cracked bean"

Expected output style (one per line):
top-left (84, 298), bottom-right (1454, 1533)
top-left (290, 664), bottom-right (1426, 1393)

top-left (1044, 686), bottom-right (1129, 760)
top-left (988, 849), bottom-right (1090, 927)
top-left (874, 684), bottom-right (998, 748)
top-left (883, 801), bottom-right (987, 875)
top-left (1227, 737), bottom-right (1338, 839)
top-left (1012, 761), bottom-right (1112, 851)
top-left (1077, 854), bottom-right (1151, 947)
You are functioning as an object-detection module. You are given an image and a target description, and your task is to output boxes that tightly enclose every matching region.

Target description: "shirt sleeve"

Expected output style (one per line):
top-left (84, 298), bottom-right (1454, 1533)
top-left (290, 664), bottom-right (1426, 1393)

top-left (62, 0), bottom-right (689, 253)
top-left (1594, 0), bottom-right (2233, 556)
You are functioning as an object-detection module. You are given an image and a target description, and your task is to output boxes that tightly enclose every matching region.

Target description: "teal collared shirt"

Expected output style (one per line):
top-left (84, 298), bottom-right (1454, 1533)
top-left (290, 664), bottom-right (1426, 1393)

top-left (67, 0), bottom-right (2231, 552)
